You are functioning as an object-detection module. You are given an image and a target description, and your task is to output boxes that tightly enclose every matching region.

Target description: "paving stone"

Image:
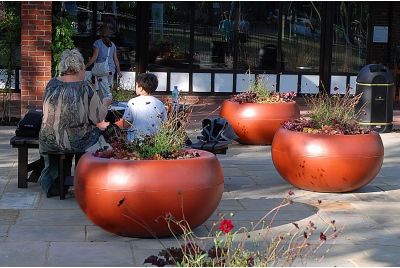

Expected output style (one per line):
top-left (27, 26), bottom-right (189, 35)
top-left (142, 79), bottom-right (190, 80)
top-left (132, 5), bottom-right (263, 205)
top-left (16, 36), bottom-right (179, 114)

top-left (237, 197), bottom-right (318, 212)
top-left (215, 199), bottom-right (244, 211)
top-left (0, 241), bottom-right (47, 266)
top-left (347, 244), bottom-right (400, 266)
top-left (47, 242), bottom-right (134, 266)
top-left (0, 225), bottom-right (9, 241)
top-left (16, 209), bottom-right (92, 226)
top-left (380, 166), bottom-right (400, 177)
top-left (38, 195), bottom-right (80, 209)
top-left (208, 207), bottom-right (315, 224)
top-left (0, 209), bottom-right (19, 225)
top-left (224, 176), bottom-right (256, 185)
top-left (130, 238), bottom-right (179, 250)
top-left (352, 201), bottom-right (400, 215)
top-left (226, 184), bottom-right (293, 199)
top-left (221, 167), bottom-right (248, 176)
top-left (244, 169), bottom-right (281, 178)
top-left (86, 225), bottom-right (138, 242)
top-left (7, 225), bottom-right (85, 242)
top-left (0, 191), bottom-right (40, 209)
top-left (237, 165), bottom-right (272, 172)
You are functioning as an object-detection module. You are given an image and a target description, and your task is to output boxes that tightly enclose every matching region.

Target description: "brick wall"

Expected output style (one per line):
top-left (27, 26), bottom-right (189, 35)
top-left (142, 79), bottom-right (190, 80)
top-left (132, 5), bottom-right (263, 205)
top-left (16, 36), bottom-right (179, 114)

top-left (20, 1), bottom-right (52, 116)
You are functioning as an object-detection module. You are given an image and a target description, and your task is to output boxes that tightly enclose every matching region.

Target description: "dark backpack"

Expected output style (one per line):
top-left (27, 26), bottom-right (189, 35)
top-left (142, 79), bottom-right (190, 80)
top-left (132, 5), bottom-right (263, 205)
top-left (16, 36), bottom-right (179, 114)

top-left (200, 117), bottom-right (238, 143)
top-left (15, 109), bottom-right (43, 138)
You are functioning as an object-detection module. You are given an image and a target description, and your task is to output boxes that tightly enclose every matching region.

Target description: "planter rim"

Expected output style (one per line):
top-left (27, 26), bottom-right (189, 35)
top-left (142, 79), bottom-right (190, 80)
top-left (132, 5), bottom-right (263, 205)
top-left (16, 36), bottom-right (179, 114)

top-left (278, 126), bottom-right (381, 138)
top-left (224, 99), bottom-right (297, 105)
top-left (87, 148), bottom-right (216, 163)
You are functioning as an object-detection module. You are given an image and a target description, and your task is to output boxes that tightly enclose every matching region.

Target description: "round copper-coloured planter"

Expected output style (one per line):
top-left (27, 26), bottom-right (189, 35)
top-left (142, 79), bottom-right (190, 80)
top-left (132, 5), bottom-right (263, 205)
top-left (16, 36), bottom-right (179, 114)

top-left (74, 149), bottom-right (224, 238)
top-left (271, 128), bottom-right (384, 193)
top-left (220, 100), bottom-right (300, 145)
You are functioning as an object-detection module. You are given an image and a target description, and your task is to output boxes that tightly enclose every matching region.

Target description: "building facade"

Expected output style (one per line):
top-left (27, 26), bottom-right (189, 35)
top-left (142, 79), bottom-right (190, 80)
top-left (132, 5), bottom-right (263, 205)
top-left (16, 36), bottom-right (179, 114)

top-left (1, 1), bottom-right (399, 116)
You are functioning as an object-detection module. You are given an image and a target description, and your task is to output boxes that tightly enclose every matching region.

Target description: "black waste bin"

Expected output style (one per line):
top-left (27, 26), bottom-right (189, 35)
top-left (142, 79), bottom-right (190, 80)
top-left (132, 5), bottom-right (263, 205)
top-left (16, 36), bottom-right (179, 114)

top-left (355, 64), bottom-right (394, 133)
top-left (211, 41), bottom-right (226, 63)
top-left (258, 44), bottom-right (277, 70)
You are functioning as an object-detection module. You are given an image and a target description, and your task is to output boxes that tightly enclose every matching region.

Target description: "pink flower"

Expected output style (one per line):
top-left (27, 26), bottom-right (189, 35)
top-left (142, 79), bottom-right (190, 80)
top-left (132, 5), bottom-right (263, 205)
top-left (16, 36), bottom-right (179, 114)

top-left (219, 219), bottom-right (234, 233)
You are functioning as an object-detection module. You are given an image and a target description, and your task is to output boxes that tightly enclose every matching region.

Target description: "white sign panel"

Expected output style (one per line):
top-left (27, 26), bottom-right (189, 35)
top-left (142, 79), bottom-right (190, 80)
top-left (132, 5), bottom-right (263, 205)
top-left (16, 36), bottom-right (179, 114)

top-left (373, 26), bottom-right (388, 43)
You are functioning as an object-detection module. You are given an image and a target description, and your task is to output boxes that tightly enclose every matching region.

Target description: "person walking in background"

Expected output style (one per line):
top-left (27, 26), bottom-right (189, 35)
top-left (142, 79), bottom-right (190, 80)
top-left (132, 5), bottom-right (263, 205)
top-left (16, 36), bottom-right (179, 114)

top-left (86, 24), bottom-right (121, 101)
top-left (239, 14), bottom-right (250, 61)
top-left (218, 11), bottom-right (233, 58)
top-left (219, 11), bottom-right (232, 43)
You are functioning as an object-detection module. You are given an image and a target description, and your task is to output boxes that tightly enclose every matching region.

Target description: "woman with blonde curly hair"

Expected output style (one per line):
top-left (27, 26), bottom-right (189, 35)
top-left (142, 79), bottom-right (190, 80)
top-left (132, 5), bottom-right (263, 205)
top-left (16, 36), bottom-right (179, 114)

top-left (39, 48), bottom-right (112, 197)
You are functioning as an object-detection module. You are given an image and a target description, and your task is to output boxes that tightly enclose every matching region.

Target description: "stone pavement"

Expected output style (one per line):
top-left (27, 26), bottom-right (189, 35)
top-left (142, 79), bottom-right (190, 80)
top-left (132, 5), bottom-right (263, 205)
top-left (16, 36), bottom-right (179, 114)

top-left (1, 121), bottom-right (400, 266)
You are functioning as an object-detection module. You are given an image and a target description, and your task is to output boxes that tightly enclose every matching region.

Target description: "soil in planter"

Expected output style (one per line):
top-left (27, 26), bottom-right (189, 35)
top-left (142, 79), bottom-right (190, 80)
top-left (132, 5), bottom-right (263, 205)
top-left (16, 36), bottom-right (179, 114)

top-left (282, 118), bottom-right (373, 135)
top-left (94, 139), bottom-right (200, 161)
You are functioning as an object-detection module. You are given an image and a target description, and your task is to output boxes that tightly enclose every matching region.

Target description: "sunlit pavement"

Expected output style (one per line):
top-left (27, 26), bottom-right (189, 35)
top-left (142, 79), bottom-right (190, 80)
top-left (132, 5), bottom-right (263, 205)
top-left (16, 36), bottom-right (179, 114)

top-left (1, 106), bottom-right (400, 266)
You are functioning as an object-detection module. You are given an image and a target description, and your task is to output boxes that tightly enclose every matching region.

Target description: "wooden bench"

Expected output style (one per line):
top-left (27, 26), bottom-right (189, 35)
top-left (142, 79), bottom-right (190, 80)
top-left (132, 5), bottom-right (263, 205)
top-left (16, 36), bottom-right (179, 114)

top-left (10, 136), bottom-right (82, 199)
top-left (10, 136), bottom-right (41, 188)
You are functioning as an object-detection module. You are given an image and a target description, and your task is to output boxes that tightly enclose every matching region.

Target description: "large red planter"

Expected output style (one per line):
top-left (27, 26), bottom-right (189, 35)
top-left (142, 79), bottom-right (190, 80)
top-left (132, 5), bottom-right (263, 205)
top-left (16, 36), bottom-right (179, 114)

top-left (271, 128), bottom-right (384, 192)
top-left (74, 149), bottom-right (224, 238)
top-left (220, 100), bottom-right (300, 145)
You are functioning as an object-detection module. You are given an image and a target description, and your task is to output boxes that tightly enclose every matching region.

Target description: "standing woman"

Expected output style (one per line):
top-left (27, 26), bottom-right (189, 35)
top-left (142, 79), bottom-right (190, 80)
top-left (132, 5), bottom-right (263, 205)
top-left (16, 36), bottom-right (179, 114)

top-left (86, 24), bottom-right (121, 101)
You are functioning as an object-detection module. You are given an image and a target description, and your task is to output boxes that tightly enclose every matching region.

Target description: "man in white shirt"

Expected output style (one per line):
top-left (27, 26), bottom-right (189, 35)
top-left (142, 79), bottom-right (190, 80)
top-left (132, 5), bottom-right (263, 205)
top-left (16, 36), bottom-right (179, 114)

top-left (122, 73), bottom-right (167, 141)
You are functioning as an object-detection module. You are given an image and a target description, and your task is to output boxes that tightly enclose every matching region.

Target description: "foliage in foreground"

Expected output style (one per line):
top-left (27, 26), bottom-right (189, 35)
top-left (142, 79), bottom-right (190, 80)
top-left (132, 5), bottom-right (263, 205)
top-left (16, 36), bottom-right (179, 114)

top-left (141, 191), bottom-right (339, 267)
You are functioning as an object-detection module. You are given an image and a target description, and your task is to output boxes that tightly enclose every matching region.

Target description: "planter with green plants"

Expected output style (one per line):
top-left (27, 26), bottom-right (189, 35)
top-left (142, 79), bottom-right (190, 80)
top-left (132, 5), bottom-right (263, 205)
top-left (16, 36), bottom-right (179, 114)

top-left (271, 91), bottom-right (384, 192)
top-left (74, 109), bottom-right (224, 238)
top-left (220, 76), bottom-right (299, 145)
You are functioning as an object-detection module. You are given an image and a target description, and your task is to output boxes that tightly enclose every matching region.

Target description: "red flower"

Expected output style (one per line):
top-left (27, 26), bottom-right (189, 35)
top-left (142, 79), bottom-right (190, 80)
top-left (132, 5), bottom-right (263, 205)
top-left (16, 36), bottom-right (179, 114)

top-left (219, 219), bottom-right (234, 233)
top-left (320, 232), bottom-right (327, 241)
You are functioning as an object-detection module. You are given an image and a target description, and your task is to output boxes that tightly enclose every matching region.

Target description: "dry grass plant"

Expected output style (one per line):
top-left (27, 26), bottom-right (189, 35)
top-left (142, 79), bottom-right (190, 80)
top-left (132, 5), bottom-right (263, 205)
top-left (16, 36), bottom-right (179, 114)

top-left (231, 70), bottom-right (296, 104)
top-left (283, 87), bottom-right (371, 135)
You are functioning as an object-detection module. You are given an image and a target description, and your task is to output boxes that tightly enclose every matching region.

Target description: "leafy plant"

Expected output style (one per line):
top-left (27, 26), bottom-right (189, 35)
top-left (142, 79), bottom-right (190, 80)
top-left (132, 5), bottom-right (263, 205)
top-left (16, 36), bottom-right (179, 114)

top-left (111, 77), bottom-right (136, 101)
top-left (283, 90), bottom-right (371, 135)
top-left (111, 89), bottom-right (135, 102)
top-left (143, 191), bottom-right (339, 267)
top-left (134, 109), bottom-right (189, 159)
top-left (52, 14), bottom-right (75, 76)
top-left (95, 104), bottom-right (194, 160)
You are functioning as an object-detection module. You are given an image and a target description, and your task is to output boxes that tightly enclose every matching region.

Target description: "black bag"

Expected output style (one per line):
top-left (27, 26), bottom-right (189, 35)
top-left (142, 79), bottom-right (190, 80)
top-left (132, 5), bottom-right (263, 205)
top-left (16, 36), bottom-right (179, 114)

top-left (200, 117), bottom-right (238, 143)
top-left (15, 109), bottom-right (43, 138)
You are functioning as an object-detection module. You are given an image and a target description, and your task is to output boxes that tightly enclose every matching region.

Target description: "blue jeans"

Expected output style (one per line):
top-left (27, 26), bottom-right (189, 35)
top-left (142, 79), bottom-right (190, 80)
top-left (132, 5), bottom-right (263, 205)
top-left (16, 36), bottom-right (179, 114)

top-left (38, 153), bottom-right (73, 193)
